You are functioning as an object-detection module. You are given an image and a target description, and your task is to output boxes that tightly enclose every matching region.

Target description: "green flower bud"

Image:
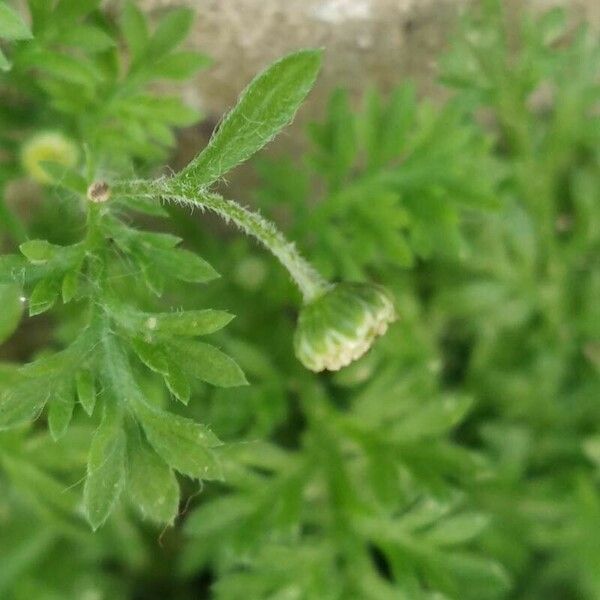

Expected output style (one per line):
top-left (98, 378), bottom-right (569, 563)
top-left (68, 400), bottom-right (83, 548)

top-left (21, 131), bottom-right (78, 185)
top-left (294, 282), bottom-right (397, 372)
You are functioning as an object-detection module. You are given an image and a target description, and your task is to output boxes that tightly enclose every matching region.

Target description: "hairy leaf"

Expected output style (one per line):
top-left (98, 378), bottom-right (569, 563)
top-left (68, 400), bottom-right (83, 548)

top-left (0, 284), bottom-right (23, 344)
top-left (76, 370), bottom-right (96, 416)
top-left (47, 381), bottom-right (75, 441)
top-left (177, 49), bottom-right (322, 187)
top-left (0, 3), bottom-right (32, 40)
top-left (167, 339), bottom-right (248, 387)
top-left (133, 399), bottom-right (223, 480)
top-left (83, 404), bottom-right (126, 530)
top-left (0, 378), bottom-right (49, 430)
top-left (121, 0), bottom-right (148, 61)
top-left (127, 427), bottom-right (180, 524)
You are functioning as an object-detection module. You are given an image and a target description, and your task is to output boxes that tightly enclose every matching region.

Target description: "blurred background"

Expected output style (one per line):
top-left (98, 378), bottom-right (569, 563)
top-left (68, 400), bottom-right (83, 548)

top-left (137, 0), bottom-right (600, 113)
top-left (1, 1), bottom-right (599, 599)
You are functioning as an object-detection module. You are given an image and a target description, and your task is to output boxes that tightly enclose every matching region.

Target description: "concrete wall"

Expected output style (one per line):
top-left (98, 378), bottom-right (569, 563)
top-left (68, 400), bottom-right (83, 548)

top-left (132, 0), bottom-right (598, 170)
top-left (138, 0), bottom-right (598, 117)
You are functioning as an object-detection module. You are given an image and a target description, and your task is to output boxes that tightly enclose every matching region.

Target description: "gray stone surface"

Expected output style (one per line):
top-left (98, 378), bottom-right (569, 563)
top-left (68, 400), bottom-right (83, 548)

top-left (141, 0), bottom-right (468, 118)
top-left (137, 0), bottom-right (598, 118)
top-left (131, 0), bottom-right (598, 169)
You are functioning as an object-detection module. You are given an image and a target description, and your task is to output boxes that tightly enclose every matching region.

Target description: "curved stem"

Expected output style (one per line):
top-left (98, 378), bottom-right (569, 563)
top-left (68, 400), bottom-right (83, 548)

top-left (114, 178), bottom-right (331, 303)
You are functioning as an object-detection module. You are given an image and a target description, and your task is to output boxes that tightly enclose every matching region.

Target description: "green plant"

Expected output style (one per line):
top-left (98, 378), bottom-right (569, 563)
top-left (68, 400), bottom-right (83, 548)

top-left (0, 0), bottom-right (599, 598)
top-left (0, 0), bottom-right (399, 533)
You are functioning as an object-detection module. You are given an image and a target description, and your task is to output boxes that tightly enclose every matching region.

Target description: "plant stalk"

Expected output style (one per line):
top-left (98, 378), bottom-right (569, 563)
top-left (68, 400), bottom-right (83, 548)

top-left (114, 178), bottom-right (331, 303)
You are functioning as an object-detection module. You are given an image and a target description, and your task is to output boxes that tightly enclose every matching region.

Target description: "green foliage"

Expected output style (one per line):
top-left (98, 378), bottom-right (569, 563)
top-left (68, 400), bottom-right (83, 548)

top-left (0, 0), bottom-right (32, 70)
top-left (433, 3), bottom-right (600, 598)
top-left (83, 402), bottom-right (127, 530)
top-left (0, 1), bottom-right (599, 599)
top-left (255, 85), bottom-right (499, 279)
top-left (0, 0), bottom-right (245, 535)
top-left (0, 2), bottom-right (31, 41)
top-left (0, 284), bottom-right (22, 342)
top-left (1, 0), bottom-right (209, 178)
top-left (177, 49), bottom-right (323, 188)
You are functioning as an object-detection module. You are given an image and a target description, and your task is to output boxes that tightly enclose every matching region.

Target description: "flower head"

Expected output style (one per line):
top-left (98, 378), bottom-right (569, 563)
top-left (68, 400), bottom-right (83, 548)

top-left (294, 282), bottom-right (397, 372)
top-left (21, 131), bottom-right (78, 185)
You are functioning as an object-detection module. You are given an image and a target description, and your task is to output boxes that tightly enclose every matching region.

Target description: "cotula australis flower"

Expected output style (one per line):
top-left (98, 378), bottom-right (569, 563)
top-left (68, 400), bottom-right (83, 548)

top-left (294, 282), bottom-right (397, 372)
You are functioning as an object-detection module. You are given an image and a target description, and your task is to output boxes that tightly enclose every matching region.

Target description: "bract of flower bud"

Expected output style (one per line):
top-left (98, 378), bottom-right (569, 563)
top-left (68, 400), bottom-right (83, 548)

top-left (21, 131), bottom-right (78, 185)
top-left (294, 282), bottom-right (397, 372)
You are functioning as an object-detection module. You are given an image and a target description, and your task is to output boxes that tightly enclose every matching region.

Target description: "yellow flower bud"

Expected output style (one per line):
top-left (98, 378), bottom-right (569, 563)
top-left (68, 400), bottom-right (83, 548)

top-left (21, 131), bottom-right (78, 185)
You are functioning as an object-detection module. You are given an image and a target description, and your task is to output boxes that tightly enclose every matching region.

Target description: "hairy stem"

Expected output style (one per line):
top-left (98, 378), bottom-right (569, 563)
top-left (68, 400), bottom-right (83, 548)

top-left (114, 178), bottom-right (331, 303)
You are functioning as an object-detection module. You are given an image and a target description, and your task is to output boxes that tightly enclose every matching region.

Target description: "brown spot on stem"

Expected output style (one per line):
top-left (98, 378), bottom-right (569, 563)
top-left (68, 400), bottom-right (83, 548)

top-left (87, 181), bottom-right (111, 203)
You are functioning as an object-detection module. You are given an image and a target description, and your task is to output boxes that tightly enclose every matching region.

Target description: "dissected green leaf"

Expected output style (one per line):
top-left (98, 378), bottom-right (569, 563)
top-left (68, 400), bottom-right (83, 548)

top-left (19, 240), bottom-right (58, 264)
top-left (1, 454), bottom-right (80, 518)
top-left (0, 284), bottom-right (23, 343)
top-left (308, 88), bottom-right (357, 191)
top-left (26, 50), bottom-right (103, 87)
top-left (1, 246), bottom-right (82, 287)
top-left (131, 338), bottom-right (190, 404)
top-left (126, 309), bottom-right (234, 337)
top-left (390, 395), bottom-right (473, 441)
top-left (0, 377), bottom-right (49, 430)
top-left (148, 8), bottom-right (194, 59)
top-left (0, 47), bottom-right (9, 70)
top-left (28, 279), bottom-right (59, 316)
top-left (152, 51), bottom-right (212, 80)
top-left (127, 426), bottom-right (180, 524)
top-left (133, 398), bottom-right (223, 480)
top-left (131, 337), bottom-right (169, 374)
top-left (121, 0), bottom-right (148, 61)
top-left (60, 25), bottom-right (115, 53)
top-left (54, 0), bottom-right (100, 23)
top-left (155, 246), bottom-right (219, 283)
top-left (167, 339), bottom-right (248, 388)
top-left (76, 370), bottom-right (96, 416)
top-left (423, 512), bottom-right (490, 547)
top-left (61, 269), bottom-right (79, 303)
top-left (440, 552), bottom-right (511, 598)
top-left (113, 225), bottom-right (220, 284)
top-left (47, 381), bottom-right (75, 441)
top-left (0, 255), bottom-right (32, 285)
top-left (0, 3), bottom-right (32, 40)
top-left (184, 495), bottom-right (253, 538)
top-left (83, 403), bottom-right (126, 530)
top-left (164, 363), bottom-right (191, 405)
